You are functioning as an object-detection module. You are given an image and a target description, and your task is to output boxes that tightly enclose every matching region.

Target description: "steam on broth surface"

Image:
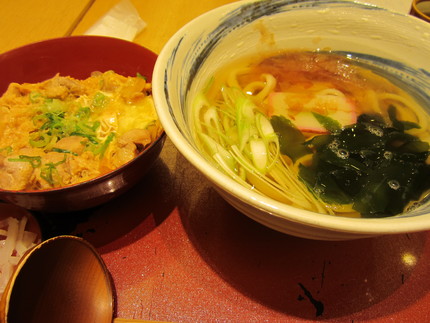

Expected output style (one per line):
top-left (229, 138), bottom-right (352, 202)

top-left (191, 51), bottom-right (430, 218)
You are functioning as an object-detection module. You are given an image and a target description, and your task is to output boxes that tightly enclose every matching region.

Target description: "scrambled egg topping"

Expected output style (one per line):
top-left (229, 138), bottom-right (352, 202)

top-left (0, 71), bottom-right (163, 191)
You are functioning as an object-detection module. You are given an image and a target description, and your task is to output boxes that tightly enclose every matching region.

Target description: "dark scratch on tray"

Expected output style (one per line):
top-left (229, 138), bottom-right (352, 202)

top-left (298, 283), bottom-right (324, 317)
top-left (134, 299), bottom-right (144, 320)
top-left (148, 271), bottom-right (165, 320)
top-left (320, 260), bottom-right (326, 289)
top-left (401, 273), bottom-right (405, 284)
top-left (149, 286), bottom-right (155, 320)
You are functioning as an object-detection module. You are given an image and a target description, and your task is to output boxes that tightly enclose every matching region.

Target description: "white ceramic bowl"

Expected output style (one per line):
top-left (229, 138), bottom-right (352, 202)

top-left (153, 0), bottom-right (430, 240)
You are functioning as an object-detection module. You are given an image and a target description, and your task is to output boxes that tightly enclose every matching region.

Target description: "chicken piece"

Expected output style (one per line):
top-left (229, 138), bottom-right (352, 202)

top-left (3, 83), bottom-right (31, 97)
top-left (0, 83), bottom-right (34, 106)
top-left (111, 129), bottom-right (152, 169)
top-left (66, 151), bottom-right (100, 184)
top-left (0, 106), bottom-right (10, 135)
top-left (98, 71), bottom-right (123, 92)
top-left (112, 143), bottom-right (136, 168)
top-left (119, 77), bottom-right (148, 103)
top-left (0, 155), bottom-right (34, 190)
top-left (42, 76), bottom-right (86, 99)
top-left (118, 129), bottom-right (152, 151)
top-left (17, 147), bottom-right (45, 156)
top-left (54, 136), bottom-right (87, 155)
top-left (43, 152), bottom-right (67, 164)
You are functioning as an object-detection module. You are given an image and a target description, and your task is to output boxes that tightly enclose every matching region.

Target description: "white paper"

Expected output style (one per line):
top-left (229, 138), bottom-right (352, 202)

top-left (84, 0), bottom-right (146, 41)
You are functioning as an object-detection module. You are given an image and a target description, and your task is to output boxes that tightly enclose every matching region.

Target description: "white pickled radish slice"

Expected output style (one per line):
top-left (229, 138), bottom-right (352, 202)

top-left (0, 213), bottom-right (41, 297)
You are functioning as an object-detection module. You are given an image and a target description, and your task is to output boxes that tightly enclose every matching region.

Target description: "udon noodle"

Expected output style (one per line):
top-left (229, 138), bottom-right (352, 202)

top-left (191, 51), bottom-right (430, 218)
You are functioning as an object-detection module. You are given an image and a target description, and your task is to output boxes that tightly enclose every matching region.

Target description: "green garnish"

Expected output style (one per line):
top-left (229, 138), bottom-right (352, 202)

top-left (29, 92), bottom-right (42, 103)
top-left (29, 133), bottom-right (52, 148)
top-left (93, 132), bottom-right (115, 157)
top-left (136, 72), bottom-right (147, 80)
top-left (193, 86), bottom-right (325, 212)
top-left (70, 132), bottom-right (99, 144)
top-left (311, 111), bottom-right (342, 133)
top-left (388, 104), bottom-right (420, 131)
top-left (30, 98), bottom-right (102, 150)
top-left (92, 92), bottom-right (108, 107)
top-left (51, 148), bottom-right (78, 156)
top-left (270, 115), bottom-right (311, 162)
top-left (8, 155), bottom-right (42, 168)
top-left (0, 146), bottom-right (13, 154)
top-left (75, 107), bottom-right (91, 119)
top-left (40, 155), bottom-right (67, 186)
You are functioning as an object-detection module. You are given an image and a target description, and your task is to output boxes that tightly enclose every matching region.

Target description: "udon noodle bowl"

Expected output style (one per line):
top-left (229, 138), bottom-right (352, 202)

top-left (191, 50), bottom-right (430, 218)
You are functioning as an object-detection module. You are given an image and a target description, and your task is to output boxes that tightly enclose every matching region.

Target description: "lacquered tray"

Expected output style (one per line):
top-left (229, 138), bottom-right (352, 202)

top-left (35, 139), bottom-right (430, 322)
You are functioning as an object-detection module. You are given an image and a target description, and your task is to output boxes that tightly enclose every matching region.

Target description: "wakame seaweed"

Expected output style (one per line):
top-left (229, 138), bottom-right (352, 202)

top-left (271, 115), bottom-right (311, 162)
top-left (297, 109), bottom-right (430, 218)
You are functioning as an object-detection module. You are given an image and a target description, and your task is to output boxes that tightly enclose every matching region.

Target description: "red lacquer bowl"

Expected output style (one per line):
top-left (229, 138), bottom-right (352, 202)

top-left (0, 36), bottom-right (165, 212)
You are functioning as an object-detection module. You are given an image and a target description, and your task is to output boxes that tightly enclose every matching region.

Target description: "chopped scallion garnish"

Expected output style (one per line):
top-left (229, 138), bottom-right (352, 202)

top-left (8, 155), bottom-right (42, 168)
top-left (51, 148), bottom-right (78, 156)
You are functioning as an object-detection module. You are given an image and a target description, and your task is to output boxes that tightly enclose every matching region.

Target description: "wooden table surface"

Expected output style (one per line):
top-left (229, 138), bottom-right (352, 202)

top-left (1, 0), bottom-right (430, 322)
top-left (0, 0), bottom-right (414, 55)
top-left (0, 0), bottom-right (234, 55)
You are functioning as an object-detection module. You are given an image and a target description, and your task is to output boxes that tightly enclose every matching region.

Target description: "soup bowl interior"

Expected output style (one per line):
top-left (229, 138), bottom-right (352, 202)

top-left (0, 36), bottom-right (165, 212)
top-left (153, 0), bottom-right (430, 240)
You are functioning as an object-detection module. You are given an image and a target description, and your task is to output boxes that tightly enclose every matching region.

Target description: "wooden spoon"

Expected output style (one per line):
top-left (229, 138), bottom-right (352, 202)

top-left (0, 235), bottom-right (164, 323)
